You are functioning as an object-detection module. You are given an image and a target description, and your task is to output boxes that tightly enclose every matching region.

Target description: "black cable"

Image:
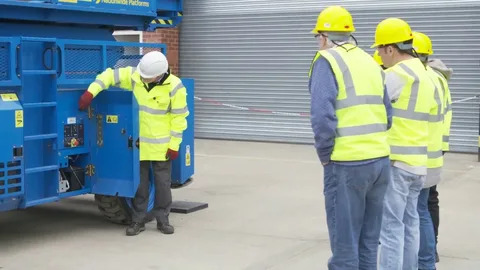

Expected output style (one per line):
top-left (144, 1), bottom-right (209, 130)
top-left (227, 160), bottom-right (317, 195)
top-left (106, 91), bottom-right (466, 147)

top-left (69, 165), bottom-right (84, 189)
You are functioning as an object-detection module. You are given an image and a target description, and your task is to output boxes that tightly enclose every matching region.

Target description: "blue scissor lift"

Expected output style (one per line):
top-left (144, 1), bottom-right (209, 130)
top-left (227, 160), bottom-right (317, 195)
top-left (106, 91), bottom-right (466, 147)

top-left (0, 0), bottom-right (203, 223)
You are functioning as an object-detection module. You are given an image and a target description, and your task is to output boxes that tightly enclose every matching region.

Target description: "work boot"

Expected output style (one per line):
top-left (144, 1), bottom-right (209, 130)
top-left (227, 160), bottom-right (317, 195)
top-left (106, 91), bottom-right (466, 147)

top-left (157, 222), bottom-right (174, 234)
top-left (126, 222), bottom-right (145, 236)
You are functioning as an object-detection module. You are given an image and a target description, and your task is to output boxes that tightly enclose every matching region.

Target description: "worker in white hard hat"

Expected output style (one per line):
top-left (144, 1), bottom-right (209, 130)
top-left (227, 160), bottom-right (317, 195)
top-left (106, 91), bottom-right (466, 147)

top-left (78, 50), bottom-right (189, 236)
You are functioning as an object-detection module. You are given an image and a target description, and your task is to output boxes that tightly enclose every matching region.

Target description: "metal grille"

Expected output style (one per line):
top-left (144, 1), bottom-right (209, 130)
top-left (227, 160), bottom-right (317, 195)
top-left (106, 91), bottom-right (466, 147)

top-left (63, 43), bottom-right (165, 81)
top-left (0, 160), bottom-right (22, 199)
top-left (0, 42), bottom-right (9, 81)
top-left (181, 0), bottom-right (480, 153)
top-left (106, 46), bottom-right (163, 69)
top-left (64, 44), bottom-right (103, 79)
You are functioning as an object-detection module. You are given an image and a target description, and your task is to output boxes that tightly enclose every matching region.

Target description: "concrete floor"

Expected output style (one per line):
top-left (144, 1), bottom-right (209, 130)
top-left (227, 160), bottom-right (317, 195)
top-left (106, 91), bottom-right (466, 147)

top-left (1, 139), bottom-right (479, 270)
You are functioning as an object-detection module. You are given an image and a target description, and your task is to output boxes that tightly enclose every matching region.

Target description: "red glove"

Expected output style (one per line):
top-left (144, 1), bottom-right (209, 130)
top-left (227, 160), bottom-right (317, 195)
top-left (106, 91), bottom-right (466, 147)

top-left (78, 91), bottom-right (93, 110)
top-left (166, 149), bottom-right (179, 160)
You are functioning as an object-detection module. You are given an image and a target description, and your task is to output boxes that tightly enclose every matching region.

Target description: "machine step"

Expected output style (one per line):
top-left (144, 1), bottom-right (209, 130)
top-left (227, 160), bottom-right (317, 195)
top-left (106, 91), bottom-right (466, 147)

top-left (24, 133), bottom-right (57, 141)
top-left (24, 196), bottom-right (59, 207)
top-left (25, 165), bottom-right (59, 174)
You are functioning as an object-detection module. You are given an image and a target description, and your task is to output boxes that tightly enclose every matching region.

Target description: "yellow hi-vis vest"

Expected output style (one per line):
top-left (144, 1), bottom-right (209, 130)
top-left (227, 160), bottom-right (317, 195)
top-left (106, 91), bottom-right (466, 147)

top-left (386, 58), bottom-right (438, 168)
top-left (426, 66), bottom-right (445, 170)
top-left (87, 67), bottom-right (189, 161)
top-left (310, 44), bottom-right (390, 161)
top-left (430, 69), bottom-right (452, 151)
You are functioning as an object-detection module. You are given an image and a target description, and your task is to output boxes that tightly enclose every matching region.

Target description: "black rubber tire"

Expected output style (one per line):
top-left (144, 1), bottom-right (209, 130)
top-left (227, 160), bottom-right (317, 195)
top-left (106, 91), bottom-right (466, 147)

top-left (94, 195), bottom-right (132, 225)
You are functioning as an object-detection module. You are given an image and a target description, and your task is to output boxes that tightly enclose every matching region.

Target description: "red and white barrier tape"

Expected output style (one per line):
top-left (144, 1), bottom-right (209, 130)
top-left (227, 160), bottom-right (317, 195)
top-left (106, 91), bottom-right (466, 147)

top-left (194, 96), bottom-right (310, 117)
top-left (194, 95), bottom-right (479, 117)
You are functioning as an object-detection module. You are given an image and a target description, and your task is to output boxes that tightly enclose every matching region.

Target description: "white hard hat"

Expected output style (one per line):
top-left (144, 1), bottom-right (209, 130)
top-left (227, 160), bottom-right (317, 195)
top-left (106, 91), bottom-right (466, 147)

top-left (137, 51), bottom-right (169, 79)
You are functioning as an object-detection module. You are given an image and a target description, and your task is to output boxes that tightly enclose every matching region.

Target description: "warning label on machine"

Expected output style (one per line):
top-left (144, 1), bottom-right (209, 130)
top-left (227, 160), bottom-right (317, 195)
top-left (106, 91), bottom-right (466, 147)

top-left (106, 115), bottom-right (119, 124)
top-left (15, 110), bottom-right (23, 128)
top-left (1, 93), bottom-right (18, 101)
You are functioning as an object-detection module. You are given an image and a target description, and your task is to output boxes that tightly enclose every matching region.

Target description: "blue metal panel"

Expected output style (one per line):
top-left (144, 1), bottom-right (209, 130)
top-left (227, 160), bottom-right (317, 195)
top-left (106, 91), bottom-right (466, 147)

top-left (0, 0), bottom-right (183, 30)
top-left (0, 96), bottom-right (24, 209)
top-left (171, 78), bottom-right (194, 185)
top-left (89, 90), bottom-right (140, 198)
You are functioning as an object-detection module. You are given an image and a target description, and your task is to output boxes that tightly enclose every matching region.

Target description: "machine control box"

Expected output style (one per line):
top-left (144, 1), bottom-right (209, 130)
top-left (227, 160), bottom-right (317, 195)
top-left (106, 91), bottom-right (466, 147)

top-left (63, 124), bottom-right (84, 148)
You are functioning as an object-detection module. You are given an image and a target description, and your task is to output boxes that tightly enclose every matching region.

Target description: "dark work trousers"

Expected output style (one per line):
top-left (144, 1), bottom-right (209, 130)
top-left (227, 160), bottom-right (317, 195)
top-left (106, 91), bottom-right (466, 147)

top-left (428, 185), bottom-right (440, 245)
top-left (132, 160), bottom-right (172, 224)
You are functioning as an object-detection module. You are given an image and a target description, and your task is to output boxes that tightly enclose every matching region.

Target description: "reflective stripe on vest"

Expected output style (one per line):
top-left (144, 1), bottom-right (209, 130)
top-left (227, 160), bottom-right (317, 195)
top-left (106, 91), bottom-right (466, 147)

top-left (391, 145), bottom-right (427, 155)
top-left (428, 150), bottom-right (443, 159)
top-left (337, 123), bottom-right (387, 137)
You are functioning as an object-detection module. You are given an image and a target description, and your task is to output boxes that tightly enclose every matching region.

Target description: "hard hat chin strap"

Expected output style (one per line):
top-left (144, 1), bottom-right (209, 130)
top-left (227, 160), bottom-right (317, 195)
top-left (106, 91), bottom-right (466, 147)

top-left (331, 34), bottom-right (358, 52)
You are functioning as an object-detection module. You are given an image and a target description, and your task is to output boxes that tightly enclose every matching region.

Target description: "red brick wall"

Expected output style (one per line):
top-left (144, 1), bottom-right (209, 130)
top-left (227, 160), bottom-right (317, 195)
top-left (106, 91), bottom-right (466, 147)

top-left (143, 28), bottom-right (179, 75)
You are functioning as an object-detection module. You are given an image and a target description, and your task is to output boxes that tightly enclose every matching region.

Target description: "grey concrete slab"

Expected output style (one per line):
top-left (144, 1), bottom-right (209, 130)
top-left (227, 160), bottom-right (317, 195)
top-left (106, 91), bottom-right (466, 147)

top-left (0, 139), bottom-right (479, 269)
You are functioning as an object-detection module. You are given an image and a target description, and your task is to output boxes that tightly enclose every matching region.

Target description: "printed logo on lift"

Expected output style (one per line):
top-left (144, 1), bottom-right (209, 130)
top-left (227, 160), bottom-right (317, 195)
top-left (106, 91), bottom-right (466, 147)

top-left (95, 0), bottom-right (150, 7)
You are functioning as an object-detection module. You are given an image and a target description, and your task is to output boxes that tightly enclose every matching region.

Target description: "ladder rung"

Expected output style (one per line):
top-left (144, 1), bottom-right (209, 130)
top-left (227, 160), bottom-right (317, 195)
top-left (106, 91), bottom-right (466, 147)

top-left (23, 102), bottom-right (57, 108)
top-left (22, 70), bottom-right (57, 75)
top-left (24, 133), bottom-right (57, 141)
top-left (25, 165), bottom-right (59, 174)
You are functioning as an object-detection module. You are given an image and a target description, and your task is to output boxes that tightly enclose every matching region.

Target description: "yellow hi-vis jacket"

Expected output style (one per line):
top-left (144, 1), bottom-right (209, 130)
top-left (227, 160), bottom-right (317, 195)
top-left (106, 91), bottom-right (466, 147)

top-left (386, 58), bottom-right (438, 170)
top-left (432, 69), bottom-right (453, 151)
top-left (310, 44), bottom-right (390, 161)
top-left (87, 67), bottom-right (189, 161)
top-left (426, 66), bottom-right (445, 171)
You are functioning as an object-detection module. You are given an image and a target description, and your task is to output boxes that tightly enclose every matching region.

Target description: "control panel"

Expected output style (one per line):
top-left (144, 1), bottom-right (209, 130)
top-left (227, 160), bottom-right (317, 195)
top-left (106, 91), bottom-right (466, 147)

top-left (63, 124), bottom-right (84, 148)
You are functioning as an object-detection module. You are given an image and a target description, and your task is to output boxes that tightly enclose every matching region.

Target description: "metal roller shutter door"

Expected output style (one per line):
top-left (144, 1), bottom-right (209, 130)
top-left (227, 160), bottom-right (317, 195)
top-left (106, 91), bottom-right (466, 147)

top-left (180, 1), bottom-right (480, 152)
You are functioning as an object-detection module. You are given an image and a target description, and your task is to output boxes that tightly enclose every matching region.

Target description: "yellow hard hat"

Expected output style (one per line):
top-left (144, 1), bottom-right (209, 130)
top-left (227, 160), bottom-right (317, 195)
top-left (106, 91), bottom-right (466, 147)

top-left (371, 18), bottom-right (413, 48)
top-left (413, 31), bottom-right (433, 55)
top-left (373, 50), bottom-right (383, 66)
top-left (311, 6), bottom-right (356, 34)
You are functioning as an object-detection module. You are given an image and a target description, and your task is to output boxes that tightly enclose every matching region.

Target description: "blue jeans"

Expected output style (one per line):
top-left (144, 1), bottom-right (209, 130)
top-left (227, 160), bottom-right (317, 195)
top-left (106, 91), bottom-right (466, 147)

top-left (323, 157), bottom-right (390, 270)
top-left (379, 166), bottom-right (425, 270)
top-left (418, 188), bottom-right (436, 270)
